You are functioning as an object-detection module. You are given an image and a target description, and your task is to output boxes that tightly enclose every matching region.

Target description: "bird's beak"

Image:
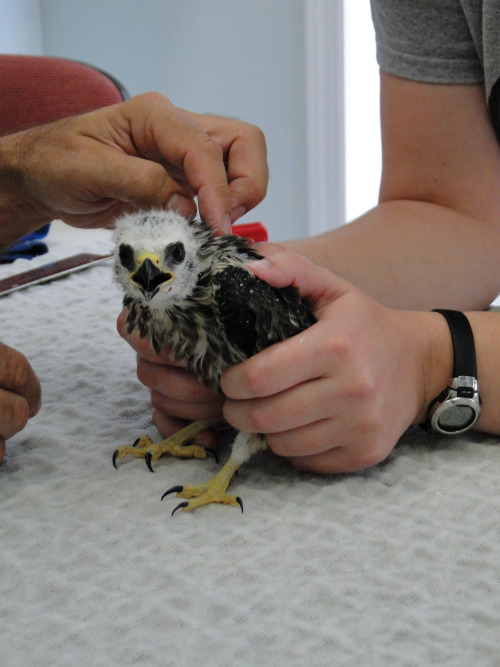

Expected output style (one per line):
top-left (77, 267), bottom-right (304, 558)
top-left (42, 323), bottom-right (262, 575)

top-left (131, 252), bottom-right (174, 298)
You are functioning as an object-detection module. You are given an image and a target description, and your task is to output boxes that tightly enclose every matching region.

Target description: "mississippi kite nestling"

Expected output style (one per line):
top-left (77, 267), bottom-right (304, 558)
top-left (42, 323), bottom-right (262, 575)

top-left (112, 209), bottom-right (316, 514)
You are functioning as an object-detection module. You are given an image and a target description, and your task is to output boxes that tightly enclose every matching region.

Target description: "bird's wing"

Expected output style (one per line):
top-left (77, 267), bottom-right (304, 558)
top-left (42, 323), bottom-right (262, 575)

top-left (213, 264), bottom-right (316, 359)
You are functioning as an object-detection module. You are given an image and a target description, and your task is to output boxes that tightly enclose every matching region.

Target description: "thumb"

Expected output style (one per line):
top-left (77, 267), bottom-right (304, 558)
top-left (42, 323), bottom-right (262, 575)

top-left (246, 250), bottom-right (354, 306)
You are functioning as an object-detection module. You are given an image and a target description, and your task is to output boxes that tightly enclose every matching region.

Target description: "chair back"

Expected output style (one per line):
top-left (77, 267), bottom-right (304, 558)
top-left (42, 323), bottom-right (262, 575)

top-left (0, 54), bottom-right (128, 136)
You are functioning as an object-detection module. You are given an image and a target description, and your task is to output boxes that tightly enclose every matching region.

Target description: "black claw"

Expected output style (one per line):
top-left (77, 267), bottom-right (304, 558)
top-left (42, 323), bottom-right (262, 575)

top-left (172, 501), bottom-right (189, 516)
top-left (160, 485), bottom-right (184, 501)
top-left (132, 437), bottom-right (140, 447)
top-left (236, 497), bottom-right (244, 513)
top-left (205, 448), bottom-right (219, 464)
top-left (112, 450), bottom-right (119, 469)
top-left (145, 452), bottom-right (154, 472)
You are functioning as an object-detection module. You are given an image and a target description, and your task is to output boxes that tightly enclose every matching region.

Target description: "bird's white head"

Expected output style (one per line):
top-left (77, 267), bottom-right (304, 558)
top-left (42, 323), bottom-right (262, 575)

top-left (113, 209), bottom-right (212, 309)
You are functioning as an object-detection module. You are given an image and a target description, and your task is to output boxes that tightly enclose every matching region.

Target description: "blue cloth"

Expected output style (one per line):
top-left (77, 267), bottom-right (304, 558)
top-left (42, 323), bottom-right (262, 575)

top-left (1, 224), bottom-right (50, 262)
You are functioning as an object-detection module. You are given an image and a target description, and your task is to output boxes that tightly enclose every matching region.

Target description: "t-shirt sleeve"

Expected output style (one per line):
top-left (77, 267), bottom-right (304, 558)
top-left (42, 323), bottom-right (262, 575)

top-left (370, 0), bottom-right (484, 84)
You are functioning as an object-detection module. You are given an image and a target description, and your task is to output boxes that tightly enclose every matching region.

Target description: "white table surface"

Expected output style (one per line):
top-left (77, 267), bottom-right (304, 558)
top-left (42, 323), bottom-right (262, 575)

top-left (1, 221), bottom-right (500, 666)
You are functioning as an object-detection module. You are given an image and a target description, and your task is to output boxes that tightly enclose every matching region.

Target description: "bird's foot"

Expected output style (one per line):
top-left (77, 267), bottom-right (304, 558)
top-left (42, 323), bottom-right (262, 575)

top-left (162, 482), bottom-right (243, 514)
top-left (161, 455), bottom-right (243, 514)
top-left (112, 418), bottom-right (222, 472)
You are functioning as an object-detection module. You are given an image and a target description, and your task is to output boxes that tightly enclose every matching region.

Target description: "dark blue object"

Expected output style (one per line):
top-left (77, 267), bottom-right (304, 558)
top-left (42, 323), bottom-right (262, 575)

top-left (1, 224), bottom-right (50, 263)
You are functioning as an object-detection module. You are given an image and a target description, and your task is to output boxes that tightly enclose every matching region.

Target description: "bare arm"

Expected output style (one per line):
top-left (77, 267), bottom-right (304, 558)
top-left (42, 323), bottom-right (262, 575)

top-left (119, 73), bottom-right (500, 471)
top-left (284, 73), bottom-right (500, 310)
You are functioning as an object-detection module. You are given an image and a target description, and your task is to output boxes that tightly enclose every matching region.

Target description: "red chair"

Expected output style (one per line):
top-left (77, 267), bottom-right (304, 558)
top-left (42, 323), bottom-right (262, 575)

top-left (0, 54), bottom-right (129, 260)
top-left (0, 54), bottom-right (128, 136)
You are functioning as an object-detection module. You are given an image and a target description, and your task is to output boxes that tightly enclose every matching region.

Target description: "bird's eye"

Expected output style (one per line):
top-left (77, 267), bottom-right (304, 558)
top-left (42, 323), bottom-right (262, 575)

top-left (166, 242), bottom-right (186, 265)
top-left (119, 244), bottom-right (135, 271)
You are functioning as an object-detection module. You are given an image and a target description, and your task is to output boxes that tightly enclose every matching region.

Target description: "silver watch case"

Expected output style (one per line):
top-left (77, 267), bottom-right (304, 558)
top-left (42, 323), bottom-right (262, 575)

top-left (429, 376), bottom-right (481, 435)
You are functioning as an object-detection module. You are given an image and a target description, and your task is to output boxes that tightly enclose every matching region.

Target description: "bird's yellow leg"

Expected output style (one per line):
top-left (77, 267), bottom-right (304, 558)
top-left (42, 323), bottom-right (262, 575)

top-left (164, 454), bottom-right (242, 513)
top-left (112, 418), bottom-right (223, 470)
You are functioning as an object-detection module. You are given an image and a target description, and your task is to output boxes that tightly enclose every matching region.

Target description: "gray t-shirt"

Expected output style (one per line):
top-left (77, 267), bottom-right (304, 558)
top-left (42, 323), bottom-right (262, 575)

top-left (371, 0), bottom-right (500, 137)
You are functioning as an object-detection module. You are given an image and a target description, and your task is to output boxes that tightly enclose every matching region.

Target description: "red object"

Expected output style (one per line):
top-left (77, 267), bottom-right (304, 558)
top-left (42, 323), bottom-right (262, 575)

top-left (0, 54), bottom-right (128, 136)
top-left (232, 222), bottom-right (268, 242)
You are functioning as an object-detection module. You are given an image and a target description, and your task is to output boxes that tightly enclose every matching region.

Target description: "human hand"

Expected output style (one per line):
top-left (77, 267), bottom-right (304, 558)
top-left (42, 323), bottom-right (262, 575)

top-left (220, 250), bottom-right (452, 474)
top-left (0, 342), bottom-right (42, 461)
top-left (0, 92), bottom-right (268, 246)
top-left (116, 309), bottom-right (223, 447)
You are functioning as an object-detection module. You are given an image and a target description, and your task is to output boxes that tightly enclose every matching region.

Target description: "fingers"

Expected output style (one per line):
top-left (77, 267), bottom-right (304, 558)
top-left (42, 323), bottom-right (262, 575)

top-left (218, 122), bottom-right (269, 222)
top-left (247, 250), bottom-right (353, 307)
top-left (0, 388), bottom-right (32, 441)
top-left (0, 343), bottom-right (42, 456)
top-left (150, 386), bottom-right (223, 422)
top-left (223, 377), bottom-right (336, 435)
top-left (287, 444), bottom-right (387, 475)
top-left (118, 309), bottom-right (223, 432)
top-left (117, 309), bottom-right (178, 363)
top-left (221, 323), bottom-right (335, 399)
top-left (0, 343), bottom-right (41, 417)
top-left (120, 94), bottom-right (268, 233)
top-left (185, 111), bottom-right (269, 224)
top-left (139, 360), bottom-right (223, 421)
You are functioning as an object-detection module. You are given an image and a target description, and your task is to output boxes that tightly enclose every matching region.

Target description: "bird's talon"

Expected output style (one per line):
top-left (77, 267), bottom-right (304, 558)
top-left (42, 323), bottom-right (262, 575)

top-left (172, 501), bottom-right (189, 516)
top-left (112, 450), bottom-right (119, 469)
top-left (161, 485), bottom-right (184, 501)
top-left (145, 452), bottom-right (154, 472)
top-left (205, 448), bottom-right (219, 463)
top-left (236, 497), bottom-right (244, 513)
top-left (132, 437), bottom-right (140, 447)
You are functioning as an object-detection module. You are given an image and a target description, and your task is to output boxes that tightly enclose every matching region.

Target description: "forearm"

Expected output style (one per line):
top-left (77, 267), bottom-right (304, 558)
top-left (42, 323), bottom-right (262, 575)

top-left (464, 311), bottom-right (500, 434)
top-left (0, 133), bottom-right (52, 250)
top-left (284, 200), bottom-right (500, 311)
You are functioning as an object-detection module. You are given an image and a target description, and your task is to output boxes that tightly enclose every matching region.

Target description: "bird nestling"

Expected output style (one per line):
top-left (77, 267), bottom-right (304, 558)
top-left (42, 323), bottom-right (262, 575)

top-left (112, 209), bottom-right (316, 514)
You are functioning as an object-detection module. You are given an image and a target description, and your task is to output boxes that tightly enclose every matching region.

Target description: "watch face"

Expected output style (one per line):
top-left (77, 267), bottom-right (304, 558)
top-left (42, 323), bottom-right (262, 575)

top-left (436, 404), bottom-right (477, 432)
top-left (429, 377), bottom-right (481, 435)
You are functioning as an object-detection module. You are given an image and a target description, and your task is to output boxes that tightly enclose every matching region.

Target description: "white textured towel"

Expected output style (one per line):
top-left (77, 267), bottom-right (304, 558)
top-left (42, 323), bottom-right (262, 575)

top-left (1, 227), bottom-right (500, 666)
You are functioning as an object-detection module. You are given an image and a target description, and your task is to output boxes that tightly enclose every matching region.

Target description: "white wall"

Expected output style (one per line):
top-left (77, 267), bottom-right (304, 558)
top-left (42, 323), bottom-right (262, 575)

top-left (39, 0), bottom-right (308, 241)
top-left (0, 0), bottom-right (42, 54)
top-left (304, 0), bottom-right (345, 234)
top-left (344, 0), bottom-right (381, 222)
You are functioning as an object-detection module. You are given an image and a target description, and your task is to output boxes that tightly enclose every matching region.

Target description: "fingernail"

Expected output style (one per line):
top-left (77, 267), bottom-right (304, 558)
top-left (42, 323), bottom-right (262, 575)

top-left (221, 214), bottom-right (232, 234)
top-left (246, 258), bottom-right (271, 271)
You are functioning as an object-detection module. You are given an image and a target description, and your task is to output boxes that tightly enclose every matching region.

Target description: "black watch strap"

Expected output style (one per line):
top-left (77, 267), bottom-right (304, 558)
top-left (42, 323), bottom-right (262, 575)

top-left (433, 309), bottom-right (477, 379)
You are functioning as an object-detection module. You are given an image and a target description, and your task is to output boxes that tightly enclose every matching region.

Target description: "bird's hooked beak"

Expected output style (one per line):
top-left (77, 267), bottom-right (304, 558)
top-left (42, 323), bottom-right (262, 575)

top-left (131, 252), bottom-right (174, 300)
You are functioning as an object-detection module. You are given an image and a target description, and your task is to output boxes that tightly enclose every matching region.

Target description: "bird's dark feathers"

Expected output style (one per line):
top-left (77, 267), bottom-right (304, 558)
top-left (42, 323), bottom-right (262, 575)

top-left (213, 265), bottom-right (316, 358)
top-left (123, 225), bottom-right (316, 391)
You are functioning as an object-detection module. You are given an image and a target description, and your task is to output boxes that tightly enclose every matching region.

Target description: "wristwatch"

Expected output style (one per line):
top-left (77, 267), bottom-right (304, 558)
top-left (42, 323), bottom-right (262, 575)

top-left (426, 309), bottom-right (481, 435)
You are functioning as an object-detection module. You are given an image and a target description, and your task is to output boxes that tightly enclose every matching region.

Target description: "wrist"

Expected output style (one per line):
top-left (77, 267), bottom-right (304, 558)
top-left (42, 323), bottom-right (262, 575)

top-left (425, 310), bottom-right (481, 434)
top-left (0, 132), bottom-right (52, 250)
top-left (410, 311), bottom-right (455, 424)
